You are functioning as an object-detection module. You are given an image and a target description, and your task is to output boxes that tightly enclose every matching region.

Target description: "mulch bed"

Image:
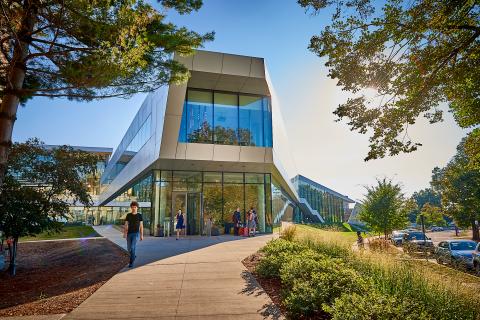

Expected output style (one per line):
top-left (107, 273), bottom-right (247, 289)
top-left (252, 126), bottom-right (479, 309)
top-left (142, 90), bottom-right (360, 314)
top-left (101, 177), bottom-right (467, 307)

top-left (242, 252), bottom-right (286, 315)
top-left (0, 238), bottom-right (129, 317)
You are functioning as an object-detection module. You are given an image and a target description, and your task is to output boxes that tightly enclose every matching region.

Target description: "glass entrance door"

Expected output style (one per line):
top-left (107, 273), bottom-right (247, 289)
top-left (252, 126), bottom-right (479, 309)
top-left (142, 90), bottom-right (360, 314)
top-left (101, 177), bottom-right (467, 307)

top-left (187, 193), bottom-right (202, 235)
top-left (172, 192), bottom-right (202, 236)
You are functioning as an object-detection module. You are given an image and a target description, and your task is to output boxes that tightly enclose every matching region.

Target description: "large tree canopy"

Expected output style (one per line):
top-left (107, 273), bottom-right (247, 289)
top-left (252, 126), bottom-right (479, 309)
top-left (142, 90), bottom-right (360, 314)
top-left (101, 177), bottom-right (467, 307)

top-left (298, 0), bottom-right (479, 161)
top-left (431, 139), bottom-right (480, 241)
top-left (0, 0), bottom-right (213, 186)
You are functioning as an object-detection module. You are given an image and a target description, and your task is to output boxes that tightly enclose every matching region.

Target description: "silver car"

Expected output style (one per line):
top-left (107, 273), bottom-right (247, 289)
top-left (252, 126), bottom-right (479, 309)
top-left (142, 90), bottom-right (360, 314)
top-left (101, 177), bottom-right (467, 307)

top-left (436, 240), bottom-right (477, 269)
top-left (391, 230), bottom-right (407, 246)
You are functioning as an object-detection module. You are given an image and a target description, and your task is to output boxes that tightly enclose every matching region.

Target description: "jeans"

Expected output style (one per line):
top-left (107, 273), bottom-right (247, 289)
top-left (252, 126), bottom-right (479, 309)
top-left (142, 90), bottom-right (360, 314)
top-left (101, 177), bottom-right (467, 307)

top-left (127, 232), bottom-right (139, 264)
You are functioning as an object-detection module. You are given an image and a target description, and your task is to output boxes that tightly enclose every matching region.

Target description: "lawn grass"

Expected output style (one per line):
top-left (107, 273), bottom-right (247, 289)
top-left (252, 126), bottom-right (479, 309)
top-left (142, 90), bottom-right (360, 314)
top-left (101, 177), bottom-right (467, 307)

top-left (19, 225), bottom-right (101, 242)
top-left (295, 224), bottom-right (358, 244)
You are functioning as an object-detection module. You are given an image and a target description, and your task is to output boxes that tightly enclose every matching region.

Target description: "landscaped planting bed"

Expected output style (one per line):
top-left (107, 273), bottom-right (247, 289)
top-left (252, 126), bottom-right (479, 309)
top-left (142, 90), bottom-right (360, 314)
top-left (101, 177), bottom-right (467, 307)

top-left (245, 226), bottom-right (480, 320)
top-left (0, 238), bottom-right (129, 316)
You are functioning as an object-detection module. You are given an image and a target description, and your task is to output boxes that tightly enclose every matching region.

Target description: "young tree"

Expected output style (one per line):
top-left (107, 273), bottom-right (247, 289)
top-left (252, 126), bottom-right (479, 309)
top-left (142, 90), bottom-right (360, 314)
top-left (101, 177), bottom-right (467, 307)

top-left (298, 0), bottom-right (480, 161)
top-left (0, 139), bottom-right (98, 275)
top-left (431, 139), bottom-right (480, 241)
top-left (359, 178), bottom-right (409, 239)
top-left (0, 0), bottom-right (214, 186)
top-left (416, 203), bottom-right (446, 229)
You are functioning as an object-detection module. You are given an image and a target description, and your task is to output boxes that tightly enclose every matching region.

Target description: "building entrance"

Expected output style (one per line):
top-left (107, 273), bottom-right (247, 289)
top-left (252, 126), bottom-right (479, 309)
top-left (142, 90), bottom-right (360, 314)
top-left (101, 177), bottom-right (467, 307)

top-left (172, 192), bottom-right (203, 235)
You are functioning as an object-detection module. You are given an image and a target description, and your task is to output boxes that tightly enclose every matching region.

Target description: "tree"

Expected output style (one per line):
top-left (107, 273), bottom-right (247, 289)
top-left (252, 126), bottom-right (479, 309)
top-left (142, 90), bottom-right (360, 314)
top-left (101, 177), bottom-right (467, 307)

top-left (416, 203), bottom-right (446, 228)
top-left (298, 0), bottom-right (480, 161)
top-left (0, 139), bottom-right (98, 275)
top-left (408, 188), bottom-right (441, 222)
top-left (359, 178), bottom-right (409, 239)
top-left (0, 0), bottom-right (214, 186)
top-left (431, 139), bottom-right (480, 241)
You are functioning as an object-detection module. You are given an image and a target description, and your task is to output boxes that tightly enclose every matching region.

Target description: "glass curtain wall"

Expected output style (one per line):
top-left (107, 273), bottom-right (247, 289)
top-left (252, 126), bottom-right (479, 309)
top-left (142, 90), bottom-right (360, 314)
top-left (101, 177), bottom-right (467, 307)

top-left (179, 89), bottom-right (273, 147)
top-left (271, 178), bottom-right (300, 226)
top-left (152, 170), bottom-right (272, 235)
top-left (214, 93), bottom-right (238, 145)
top-left (298, 180), bottom-right (346, 223)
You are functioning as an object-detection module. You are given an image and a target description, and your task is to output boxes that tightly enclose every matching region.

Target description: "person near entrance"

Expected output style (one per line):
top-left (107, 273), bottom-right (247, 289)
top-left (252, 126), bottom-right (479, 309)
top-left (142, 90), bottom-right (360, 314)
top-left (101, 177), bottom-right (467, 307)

top-left (204, 211), bottom-right (213, 237)
top-left (175, 209), bottom-right (185, 240)
top-left (232, 208), bottom-right (242, 236)
top-left (123, 201), bottom-right (144, 268)
top-left (247, 207), bottom-right (258, 237)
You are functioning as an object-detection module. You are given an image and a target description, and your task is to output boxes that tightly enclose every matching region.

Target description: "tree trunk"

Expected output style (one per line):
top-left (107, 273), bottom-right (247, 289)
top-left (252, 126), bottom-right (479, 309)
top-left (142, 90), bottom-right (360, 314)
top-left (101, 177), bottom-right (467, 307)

top-left (0, 1), bottom-right (36, 187)
top-left (7, 237), bottom-right (17, 276)
top-left (472, 220), bottom-right (479, 241)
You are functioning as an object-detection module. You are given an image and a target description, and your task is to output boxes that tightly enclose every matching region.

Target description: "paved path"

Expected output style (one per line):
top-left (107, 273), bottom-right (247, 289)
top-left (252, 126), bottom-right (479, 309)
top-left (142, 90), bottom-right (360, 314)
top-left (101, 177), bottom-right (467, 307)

top-left (63, 226), bottom-right (281, 320)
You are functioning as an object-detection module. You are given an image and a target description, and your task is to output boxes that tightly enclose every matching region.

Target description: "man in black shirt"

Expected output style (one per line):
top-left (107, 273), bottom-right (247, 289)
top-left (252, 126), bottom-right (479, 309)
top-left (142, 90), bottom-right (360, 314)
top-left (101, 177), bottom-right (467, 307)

top-left (123, 201), bottom-right (144, 267)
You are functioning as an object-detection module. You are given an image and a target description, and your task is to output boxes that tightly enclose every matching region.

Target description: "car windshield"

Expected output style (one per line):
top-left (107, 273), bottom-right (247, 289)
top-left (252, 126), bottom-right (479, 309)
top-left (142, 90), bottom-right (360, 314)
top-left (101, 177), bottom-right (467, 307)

top-left (393, 233), bottom-right (405, 239)
top-left (450, 242), bottom-right (477, 251)
top-left (406, 233), bottom-right (426, 240)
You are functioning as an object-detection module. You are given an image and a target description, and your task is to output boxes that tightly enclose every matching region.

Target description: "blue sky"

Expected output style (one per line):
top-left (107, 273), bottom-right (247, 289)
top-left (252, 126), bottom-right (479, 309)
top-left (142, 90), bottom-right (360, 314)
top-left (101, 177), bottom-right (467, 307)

top-left (13, 0), bottom-right (467, 200)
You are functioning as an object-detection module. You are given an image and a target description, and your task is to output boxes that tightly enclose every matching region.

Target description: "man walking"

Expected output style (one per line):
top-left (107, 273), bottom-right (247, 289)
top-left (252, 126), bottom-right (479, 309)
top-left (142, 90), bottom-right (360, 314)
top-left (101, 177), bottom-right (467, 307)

top-left (123, 201), bottom-right (143, 268)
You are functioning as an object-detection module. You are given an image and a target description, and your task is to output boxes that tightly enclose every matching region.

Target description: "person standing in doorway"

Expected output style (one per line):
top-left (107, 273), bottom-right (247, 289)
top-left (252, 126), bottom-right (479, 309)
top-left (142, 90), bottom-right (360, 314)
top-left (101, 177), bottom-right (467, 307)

top-left (251, 207), bottom-right (258, 236)
top-left (246, 209), bottom-right (253, 237)
top-left (232, 207), bottom-right (241, 236)
top-left (123, 201), bottom-right (144, 268)
top-left (204, 211), bottom-right (213, 237)
top-left (175, 209), bottom-right (185, 240)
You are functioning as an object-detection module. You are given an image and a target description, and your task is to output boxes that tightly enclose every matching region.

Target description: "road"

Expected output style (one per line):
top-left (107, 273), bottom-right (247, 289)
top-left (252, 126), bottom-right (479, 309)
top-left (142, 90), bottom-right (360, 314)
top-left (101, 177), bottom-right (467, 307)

top-left (426, 229), bottom-right (473, 245)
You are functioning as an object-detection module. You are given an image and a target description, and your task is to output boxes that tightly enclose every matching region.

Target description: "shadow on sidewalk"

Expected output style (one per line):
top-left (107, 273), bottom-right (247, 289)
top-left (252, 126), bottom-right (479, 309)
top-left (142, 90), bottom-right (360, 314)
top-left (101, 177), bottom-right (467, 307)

top-left (241, 271), bottom-right (283, 320)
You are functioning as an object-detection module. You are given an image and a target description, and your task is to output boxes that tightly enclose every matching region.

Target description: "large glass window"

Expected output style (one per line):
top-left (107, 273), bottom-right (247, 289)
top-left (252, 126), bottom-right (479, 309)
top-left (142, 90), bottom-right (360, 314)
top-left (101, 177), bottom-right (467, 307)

top-left (185, 90), bottom-right (213, 143)
top-left (223, 184), bottom-right (244, 223)
top-left (178, 89), bottom-right (272, 147)
top-left (203, 183), bottom-right (223, 227)
top-left (263, 98), bottom-right (273, 147)
top-left (239, 95), bottom-right (263, 146)
top-left (214, 92), bottom-right (238, 145)
top-left (245, 183), bottom-right (266, 233)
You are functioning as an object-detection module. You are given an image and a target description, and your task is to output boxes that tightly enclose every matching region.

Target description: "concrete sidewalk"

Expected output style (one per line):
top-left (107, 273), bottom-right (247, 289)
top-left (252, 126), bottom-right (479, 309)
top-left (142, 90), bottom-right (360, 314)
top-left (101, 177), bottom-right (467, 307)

top-left (64, 227), bottom-right (282, 319)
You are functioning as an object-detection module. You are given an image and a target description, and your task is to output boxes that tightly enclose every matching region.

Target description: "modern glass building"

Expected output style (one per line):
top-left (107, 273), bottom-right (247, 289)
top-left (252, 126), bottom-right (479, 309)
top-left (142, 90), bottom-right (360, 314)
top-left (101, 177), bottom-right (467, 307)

top-left (92, 50), bottom-right (354, 235)
top-left (292, 175), bottom-right (354, 224)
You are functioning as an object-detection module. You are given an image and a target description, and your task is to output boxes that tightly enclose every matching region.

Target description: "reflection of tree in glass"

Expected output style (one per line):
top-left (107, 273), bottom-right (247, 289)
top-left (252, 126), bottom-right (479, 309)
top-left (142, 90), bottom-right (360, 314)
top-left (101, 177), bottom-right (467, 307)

top-left (188, 121), bottom-right (213, 143)
top-left (203, 184), bottom-right (223, 225)
top-left (239, 128), bottom-right (255, 146)
top-left (187, 121), bottom-right (254, 146)
top-left (223, 184), bottom-right (244, 222)
top-left (214, 126), bottom-right (238, 145)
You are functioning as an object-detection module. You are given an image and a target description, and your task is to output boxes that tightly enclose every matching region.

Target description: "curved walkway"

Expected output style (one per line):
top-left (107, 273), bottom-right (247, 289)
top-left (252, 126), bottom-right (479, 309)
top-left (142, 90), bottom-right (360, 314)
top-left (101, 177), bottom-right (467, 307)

top-left (63, 226), bottom-right (282, 320)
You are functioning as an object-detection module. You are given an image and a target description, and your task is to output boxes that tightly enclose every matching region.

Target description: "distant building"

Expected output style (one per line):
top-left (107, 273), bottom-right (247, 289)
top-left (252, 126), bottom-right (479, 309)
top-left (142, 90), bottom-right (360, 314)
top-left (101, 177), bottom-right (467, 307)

top-left (347, 203), bottom-right (365, 228)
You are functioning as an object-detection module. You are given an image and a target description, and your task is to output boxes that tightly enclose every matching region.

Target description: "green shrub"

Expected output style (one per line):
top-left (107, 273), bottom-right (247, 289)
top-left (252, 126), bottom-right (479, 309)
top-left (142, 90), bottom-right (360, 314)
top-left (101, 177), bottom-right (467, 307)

top-left (279, 249), bottom-right (331, 287)
top-left (256, 239), bottom-right (307, 278)
top-left (260, 238), bottom-right (306, 256)
top-left (280, 251), bottom-right (370, 318)
top-left (325, 291), bottom-right (431, 320)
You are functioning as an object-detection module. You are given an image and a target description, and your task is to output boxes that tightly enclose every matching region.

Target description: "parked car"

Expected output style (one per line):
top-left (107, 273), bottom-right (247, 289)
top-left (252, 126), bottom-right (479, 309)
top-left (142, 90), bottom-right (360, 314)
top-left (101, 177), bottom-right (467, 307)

top-left (402, 231), bottom-right (434, 253)
top-left (430, 226), bottom-right (444, 232)
top-left (472, 242), bottom-right (480, 276)
top-left (436, 240), bottom-right (477, 269)
top-left (391, 230), bottom-right (407, 246)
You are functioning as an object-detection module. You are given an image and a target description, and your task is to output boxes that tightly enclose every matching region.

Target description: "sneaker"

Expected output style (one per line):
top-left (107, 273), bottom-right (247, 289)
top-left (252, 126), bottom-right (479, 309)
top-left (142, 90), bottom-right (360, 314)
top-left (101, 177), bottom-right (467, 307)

top-left (128, 263), bottom-right (133, 268)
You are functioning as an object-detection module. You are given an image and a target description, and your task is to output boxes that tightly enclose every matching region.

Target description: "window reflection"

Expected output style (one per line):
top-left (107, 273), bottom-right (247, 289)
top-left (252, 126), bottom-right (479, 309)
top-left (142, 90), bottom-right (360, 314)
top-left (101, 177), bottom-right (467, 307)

top-left (179, 89), bottom-right (272, 147)
top-left (214, 92), bottom-right (238, 145)
top-left (239, 95), bottom-right (263, 146)
top-left (185, 90), bottom-right (213, 143)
